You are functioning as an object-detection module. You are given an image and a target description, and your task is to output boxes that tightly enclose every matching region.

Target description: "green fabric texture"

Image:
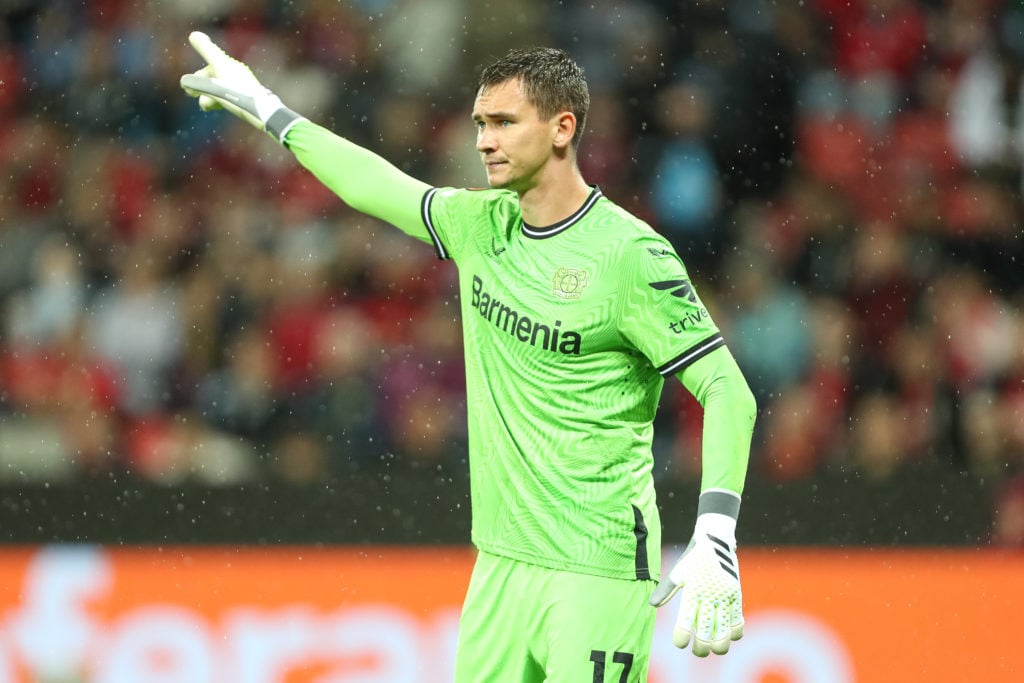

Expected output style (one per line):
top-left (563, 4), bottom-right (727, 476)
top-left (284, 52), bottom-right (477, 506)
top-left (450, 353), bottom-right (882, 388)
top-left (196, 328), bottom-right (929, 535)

top-left (455, 551), bottom-right (656, 682)
top-left (284, 119), bottom-right (432, 239)
top-left (284, 118), bottom-right (755, 538)
top-left (677, 346), bottom-right (756, 496)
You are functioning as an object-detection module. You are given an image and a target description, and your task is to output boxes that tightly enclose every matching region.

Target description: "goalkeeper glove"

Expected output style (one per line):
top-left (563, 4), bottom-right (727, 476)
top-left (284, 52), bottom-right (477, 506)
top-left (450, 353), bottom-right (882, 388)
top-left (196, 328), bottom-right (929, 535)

top-left (650, 489), bottom-right (744, 657)
top-left (180, 31), bottom-right (305, 144)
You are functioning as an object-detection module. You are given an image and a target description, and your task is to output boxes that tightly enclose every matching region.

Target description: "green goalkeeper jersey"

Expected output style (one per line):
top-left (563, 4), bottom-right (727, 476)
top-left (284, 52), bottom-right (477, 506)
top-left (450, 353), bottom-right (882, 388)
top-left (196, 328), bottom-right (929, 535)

top-left (422, 186), bottom-right (725, 581)
top-left (283, 120), bottom-right (746, 582)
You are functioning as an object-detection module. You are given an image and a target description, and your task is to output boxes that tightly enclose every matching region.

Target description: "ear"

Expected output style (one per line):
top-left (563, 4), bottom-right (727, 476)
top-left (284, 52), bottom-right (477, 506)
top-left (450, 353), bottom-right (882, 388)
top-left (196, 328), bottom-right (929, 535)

top-left (552, 111), bottom-right (577, 150)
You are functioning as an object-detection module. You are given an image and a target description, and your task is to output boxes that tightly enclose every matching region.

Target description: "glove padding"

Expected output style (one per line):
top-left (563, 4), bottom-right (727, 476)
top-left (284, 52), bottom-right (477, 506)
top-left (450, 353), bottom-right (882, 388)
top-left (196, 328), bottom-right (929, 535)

top-left (180, 31), bottom-right (304, 143)
top-left (650, 492), bottom-right (744, 657)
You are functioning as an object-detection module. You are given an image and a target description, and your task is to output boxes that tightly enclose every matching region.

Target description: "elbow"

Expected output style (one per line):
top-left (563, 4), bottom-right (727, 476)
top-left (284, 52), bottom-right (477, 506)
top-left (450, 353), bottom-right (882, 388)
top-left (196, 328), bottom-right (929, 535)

top-left (737, 378), bottom-right (757, 428)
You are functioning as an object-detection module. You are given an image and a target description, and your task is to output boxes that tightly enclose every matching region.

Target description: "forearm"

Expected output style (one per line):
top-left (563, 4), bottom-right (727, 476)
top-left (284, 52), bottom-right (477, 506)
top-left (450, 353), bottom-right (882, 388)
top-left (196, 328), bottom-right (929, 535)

top-left (677, 347), bottom-right (756, 496)
top-left (284, 120), bottom-right (433, 240)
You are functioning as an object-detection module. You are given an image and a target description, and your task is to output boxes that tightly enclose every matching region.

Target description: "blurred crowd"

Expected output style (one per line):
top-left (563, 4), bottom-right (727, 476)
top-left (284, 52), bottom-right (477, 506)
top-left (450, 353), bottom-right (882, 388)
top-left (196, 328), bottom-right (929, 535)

top-left (1, 0), bottom-right (1023, 544)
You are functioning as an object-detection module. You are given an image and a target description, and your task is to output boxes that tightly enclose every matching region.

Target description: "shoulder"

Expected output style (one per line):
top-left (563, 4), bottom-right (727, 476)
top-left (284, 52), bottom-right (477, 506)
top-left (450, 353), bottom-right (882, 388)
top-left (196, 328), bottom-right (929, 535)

top-left (589, 195), bottom-right (678, 260)
top-left (428, 186), bottom-right (518, 213)
top-left (582, 197), bottom-right (696, 291)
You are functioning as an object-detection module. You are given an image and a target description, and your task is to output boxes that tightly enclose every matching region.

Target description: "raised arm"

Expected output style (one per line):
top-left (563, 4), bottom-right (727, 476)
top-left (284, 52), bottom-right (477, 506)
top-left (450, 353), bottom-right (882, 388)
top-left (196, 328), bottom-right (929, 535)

top-left (180, 31), bottom-right (432, 240)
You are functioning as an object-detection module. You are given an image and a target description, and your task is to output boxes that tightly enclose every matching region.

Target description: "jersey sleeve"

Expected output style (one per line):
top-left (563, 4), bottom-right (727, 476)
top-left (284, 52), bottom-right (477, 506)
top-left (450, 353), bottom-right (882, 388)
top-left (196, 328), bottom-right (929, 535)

top-left (617, 235), bottom-right (725, 376)
top-left (677, 348), bottom-right (756, 495)
top-left (419, 187), bottom-right (460, 261)
top-left (619, 235), bottom-right (755, 497)
top-left (283, 120), bottom-right (433, 242)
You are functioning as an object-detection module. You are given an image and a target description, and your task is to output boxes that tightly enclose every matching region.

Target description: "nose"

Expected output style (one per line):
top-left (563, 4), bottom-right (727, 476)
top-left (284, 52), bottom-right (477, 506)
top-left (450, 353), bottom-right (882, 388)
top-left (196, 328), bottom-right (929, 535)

top-left (476, 126), bottom-right (496, 154)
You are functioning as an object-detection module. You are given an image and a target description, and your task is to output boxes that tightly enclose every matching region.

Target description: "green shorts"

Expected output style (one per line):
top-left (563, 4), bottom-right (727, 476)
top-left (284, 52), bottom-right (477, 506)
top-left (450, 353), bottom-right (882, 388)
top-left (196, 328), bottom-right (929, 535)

top-left (454, 550), bottom-right (657, 682)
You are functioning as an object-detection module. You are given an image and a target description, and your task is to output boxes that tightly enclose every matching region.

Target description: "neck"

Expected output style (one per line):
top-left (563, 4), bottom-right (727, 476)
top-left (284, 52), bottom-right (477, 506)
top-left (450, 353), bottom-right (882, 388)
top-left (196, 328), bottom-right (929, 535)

top-left (517, 166), bottom-right (592, 227)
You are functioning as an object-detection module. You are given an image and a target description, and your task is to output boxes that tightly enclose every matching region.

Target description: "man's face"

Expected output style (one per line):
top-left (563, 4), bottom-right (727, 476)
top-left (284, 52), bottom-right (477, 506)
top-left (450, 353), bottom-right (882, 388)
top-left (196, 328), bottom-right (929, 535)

top-left (472, 78), bottom-right (559, 192)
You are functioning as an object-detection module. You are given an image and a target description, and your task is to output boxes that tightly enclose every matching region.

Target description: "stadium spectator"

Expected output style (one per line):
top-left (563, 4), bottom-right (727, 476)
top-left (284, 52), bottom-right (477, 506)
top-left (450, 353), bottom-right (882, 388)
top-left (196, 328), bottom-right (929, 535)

top-left (84, 241), bottom-right (184, 416)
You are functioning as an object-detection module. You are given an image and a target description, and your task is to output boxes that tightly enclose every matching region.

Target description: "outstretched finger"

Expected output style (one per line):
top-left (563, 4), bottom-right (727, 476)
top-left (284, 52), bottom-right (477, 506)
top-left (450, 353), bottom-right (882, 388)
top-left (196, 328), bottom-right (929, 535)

top-left (188, 31), bottom-right (229, 66)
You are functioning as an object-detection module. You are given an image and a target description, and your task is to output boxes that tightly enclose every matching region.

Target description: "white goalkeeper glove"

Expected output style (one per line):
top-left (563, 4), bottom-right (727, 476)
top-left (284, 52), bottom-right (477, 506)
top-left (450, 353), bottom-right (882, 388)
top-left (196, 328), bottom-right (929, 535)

top-left (180, 31), bottom-right (305, 144)
top-left (650, 489), bottom-right (744, 657)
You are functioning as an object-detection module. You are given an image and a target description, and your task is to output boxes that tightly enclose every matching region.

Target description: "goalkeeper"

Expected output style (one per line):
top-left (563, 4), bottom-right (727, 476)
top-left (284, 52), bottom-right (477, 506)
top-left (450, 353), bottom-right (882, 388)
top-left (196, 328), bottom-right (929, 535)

top-left (181, 31), bottom-right (756, 680)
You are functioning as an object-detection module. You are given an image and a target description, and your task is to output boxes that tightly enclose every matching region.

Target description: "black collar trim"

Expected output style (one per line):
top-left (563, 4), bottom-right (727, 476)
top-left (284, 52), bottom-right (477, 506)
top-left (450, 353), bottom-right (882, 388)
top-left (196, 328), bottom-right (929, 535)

top-left (521, 186), bottom-right (602, 239)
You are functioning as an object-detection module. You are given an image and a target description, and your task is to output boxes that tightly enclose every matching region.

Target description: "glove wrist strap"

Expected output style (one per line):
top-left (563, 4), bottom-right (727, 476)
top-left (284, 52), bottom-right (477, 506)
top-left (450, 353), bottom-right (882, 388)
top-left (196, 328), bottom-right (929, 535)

top-left (695, 489), bottom-right (740, 547)
top-left (696, 488), bottom-right (740, 519)
top-left (265, 106), bottom-right (305, 145)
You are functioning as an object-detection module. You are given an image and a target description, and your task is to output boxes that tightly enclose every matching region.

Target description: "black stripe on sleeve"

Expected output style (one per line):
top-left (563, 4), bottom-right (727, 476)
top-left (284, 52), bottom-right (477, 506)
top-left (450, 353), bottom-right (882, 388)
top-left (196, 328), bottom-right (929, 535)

top-left (420, 188), bottom-right (450, 261)
top-left (656, 333), bottom-right (726, 377)
top-left (632, 504), bottom-right (651, 580)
